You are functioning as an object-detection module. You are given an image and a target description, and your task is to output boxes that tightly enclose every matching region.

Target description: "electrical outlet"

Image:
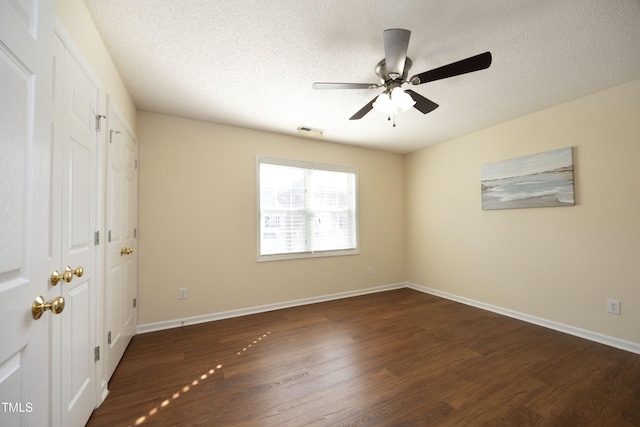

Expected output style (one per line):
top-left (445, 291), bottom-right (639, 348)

top-left (367, 267), bottom-right (373, 276)
top-left (607, 299), bottom-right (621, 315)
top-left (179, 288), bottom-right (187, 300)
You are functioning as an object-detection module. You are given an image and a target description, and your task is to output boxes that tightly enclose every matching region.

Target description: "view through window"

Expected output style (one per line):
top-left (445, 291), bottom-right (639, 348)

top-left (257, 157), bottom-right (358, 261)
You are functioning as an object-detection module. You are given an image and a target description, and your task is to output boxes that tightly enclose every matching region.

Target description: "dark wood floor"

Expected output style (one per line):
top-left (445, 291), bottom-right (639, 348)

top-left (87, 288), bottom-right (640, 426)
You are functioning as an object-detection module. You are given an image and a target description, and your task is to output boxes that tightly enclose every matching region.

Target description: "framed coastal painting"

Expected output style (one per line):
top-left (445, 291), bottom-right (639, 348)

top-left (481, 147), bottom-right (575, 210)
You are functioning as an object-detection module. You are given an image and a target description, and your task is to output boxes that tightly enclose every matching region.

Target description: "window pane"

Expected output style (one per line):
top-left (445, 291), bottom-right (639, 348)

top-left (310, 211), bottom-right (356, 251)
top-left (258, 157), bottom-right (358, 260)
top-left (261, 210), bottom-right (306, 255)
top-left (260, 163), bottom-right (304, 210)
top-left (309, 169), bottom-right (352, 210)
top-left (308, 169), bottom-right (356, 251)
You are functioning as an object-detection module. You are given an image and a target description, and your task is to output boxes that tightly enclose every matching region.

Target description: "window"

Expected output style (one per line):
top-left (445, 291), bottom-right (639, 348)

top-left (257, 156), bottom-right (358, 261)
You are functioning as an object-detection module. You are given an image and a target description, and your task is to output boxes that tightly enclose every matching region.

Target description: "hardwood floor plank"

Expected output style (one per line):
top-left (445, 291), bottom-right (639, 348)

top-left (87, 289), bottom-right (640, 426)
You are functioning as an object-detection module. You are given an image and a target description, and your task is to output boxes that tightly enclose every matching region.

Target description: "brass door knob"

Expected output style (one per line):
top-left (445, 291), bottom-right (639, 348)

top-left (32, 296), bottom-right (65, 320)
top-left (51, 266), bottom-right (83, 286)
top-left (120, 247), bottom-right (134, 256)
top-left (51, 270), bottom-right (62, 286)
top-left (66, 265), bottom-right (83, 280)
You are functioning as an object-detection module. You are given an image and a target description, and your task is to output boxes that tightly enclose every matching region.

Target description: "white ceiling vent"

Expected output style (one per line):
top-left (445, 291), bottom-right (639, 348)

top-left (297, 126), bottom-right (324, 138)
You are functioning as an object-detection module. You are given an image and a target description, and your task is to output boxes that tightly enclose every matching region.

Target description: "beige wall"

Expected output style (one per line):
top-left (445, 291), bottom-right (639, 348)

top-left (55, 0), bottom-right (137, 130)
top-left (405, 79), bottom-right (640, 344)
top-left (137, 112), bottom-right (406, 325)
top-left (54, 1), bottom-right (639, 346)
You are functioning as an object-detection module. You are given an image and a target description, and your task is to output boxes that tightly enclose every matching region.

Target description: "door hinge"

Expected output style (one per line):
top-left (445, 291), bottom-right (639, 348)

top-left (95, 230), bottom-right (100, 245)
top-left (95, 114), bottom-right (105, 132)
top-left (108, 230), bottom-right (112, 242)
top-left (133, 298), bottom-right (137, 308)
top-left (94, 346), bottom-right (100, 362)
top-left (134, 159), bottom-right (138, 169)
top-left (134, 228), bottom-right (137, 238)
top-left (107, 331), bottom-right (112, 345)
top-left (109, 129), bottom-right (121, 143)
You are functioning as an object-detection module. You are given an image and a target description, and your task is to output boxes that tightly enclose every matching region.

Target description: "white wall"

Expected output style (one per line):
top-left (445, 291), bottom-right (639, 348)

top-left (405, 79), bottom-right (640, 346)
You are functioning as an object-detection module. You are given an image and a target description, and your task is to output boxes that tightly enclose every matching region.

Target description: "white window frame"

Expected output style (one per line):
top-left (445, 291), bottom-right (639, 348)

top-left (256, 156), bottom-right (359, 262)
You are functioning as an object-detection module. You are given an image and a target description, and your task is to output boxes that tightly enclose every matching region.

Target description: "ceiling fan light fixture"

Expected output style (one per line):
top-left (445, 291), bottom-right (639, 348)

top-left (391, 87), bottom-right (415, 112)
top-left (372, 87), bottom-right (415, 116)
top-left (372, 92), bottom-right (391, 114)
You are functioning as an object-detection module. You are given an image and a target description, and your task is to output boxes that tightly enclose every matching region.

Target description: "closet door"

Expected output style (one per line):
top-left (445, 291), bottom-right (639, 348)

top-left (52, 34), bottom-right (100, 427)
top-left (105, 100), bottom-right (138, 381)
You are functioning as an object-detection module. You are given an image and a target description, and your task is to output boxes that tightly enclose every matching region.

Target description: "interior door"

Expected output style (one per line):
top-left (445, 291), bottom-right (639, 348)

top-left (52, 35), bottom-right (100, 427)
top-left (0, 1), bottom-right (55, 427)
top-left (105, 101), bottom-right (138, 381)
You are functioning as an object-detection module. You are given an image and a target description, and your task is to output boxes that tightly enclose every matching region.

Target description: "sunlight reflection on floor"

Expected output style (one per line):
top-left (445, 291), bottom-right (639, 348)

top-left (128, 331), bottom-right (271, 426)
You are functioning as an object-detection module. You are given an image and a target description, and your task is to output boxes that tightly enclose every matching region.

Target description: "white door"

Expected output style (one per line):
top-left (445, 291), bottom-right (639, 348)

top-left (105, 102), bottom-right (138, 381)
top-left (52, 35), bottom-right (99, 427)
top-left (0, 1), bottom-right (55, 427)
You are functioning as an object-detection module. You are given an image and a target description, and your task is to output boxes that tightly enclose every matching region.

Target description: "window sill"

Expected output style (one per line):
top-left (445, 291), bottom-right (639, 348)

top-left (257, 248), bottom-right (360, 263)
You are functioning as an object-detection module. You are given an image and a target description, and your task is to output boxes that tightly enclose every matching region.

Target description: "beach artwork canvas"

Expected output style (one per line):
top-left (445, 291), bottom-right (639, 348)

top-left (481, 147), bottom-right (575, 210)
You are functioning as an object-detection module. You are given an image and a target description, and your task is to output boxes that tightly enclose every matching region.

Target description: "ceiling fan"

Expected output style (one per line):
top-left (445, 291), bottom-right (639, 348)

top-left (312, 29), bottom-right (492, 126)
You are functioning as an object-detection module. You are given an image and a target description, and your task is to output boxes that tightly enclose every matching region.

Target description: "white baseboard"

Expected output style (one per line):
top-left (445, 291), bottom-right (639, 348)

top-left (407, 282), bottom-right (640, 355)
top-left (137, 282), bottom-right (406, 334)
top-left (137, 281), bottom-right (639, 355)
top-left (100, 386), bottom-right (109, 405)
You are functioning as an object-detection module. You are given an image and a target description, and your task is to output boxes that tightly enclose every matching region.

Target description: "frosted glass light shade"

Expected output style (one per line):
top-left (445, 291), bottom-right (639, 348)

top-left (391, 87), bottom-right (415, 112)
top-left (372, 88), bottom-right (415, 115)
top-left (372, 92), bottom-right (391, 113)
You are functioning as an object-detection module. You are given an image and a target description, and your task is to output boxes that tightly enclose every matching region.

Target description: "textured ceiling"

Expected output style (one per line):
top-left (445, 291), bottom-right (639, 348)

top-left (84, 0), bottom-right (640, 154)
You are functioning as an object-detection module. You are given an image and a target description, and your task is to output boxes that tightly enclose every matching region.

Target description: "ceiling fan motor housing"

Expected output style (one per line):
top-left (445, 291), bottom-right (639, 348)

top-left (376, 57), bottom-right (412, 86)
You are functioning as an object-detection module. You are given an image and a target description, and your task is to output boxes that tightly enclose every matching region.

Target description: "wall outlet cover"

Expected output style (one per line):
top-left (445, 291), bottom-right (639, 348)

top-left (607, 299), bottom-right (621, 315)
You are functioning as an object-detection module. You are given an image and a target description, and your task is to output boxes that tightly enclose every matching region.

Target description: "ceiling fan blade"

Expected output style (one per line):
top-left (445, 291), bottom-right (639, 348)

top-left (410, 51), bottom-right (492, 85)
top-left (349, 96), bottom-right (378, 120)
top-left (383, 28), bottom-right (411, 79)
top-left (405, 90), bottom-right (439, 114)
top-left (313, 82), bottom-right (377, 90)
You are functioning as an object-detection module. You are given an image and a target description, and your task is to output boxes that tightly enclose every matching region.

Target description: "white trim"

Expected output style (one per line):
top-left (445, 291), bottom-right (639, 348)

top-left (407, 282), bottom-right (640, 355)
top-left (257, 248), bottom-right (361, 263)
top-left (100, 386), bottom-right (109, 404)
top-left (137, 282), bottom-right (640, 356)
top-left (137, 283), bottom-right (406, 334)
top-left (257, 156), bottom-right (357, 174)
